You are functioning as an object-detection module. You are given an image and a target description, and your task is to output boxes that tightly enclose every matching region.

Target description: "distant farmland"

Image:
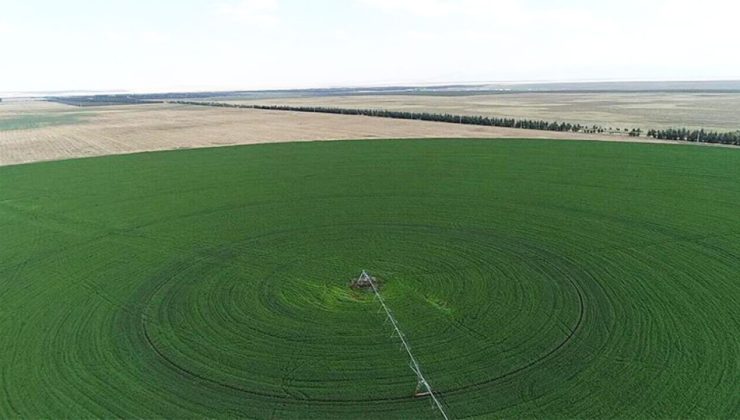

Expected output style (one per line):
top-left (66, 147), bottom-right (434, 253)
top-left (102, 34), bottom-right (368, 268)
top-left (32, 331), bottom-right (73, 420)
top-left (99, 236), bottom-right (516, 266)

top-left (211, 92), bottom-right (740, 132)
top-left (1, 101), bottom-right (658, 167)
top-left (1, 139), bottom-right (737, 417)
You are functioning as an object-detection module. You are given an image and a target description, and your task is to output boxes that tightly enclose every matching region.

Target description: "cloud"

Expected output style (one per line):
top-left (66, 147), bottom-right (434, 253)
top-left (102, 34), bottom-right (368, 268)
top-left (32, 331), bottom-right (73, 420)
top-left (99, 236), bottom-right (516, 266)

top-left (357, 0), bottom-right (456, 17)
top-left (356, 0), bottom-right (523, 19)
top-left (215, 0), bottom-right (281, 26)
top-left (102, 30), bottom-right (170, 46)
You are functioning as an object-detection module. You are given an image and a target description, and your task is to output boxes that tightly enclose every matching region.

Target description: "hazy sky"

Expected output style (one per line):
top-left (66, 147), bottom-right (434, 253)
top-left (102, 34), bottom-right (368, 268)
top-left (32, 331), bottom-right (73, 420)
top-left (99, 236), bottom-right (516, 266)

top-left (1, 0), bottom-right (739, 92)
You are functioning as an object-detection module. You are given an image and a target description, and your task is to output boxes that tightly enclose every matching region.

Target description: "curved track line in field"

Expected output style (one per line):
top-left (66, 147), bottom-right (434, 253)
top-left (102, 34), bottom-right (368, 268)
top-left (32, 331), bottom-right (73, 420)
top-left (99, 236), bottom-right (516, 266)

top-left (439, 272), bottom-right (585, 397)
top-left (138, 277), bottom-right (585, 404)
top-left (5, 140), bottom-right (738, 417)
top-left (133, 227), bottom-right (587, 406)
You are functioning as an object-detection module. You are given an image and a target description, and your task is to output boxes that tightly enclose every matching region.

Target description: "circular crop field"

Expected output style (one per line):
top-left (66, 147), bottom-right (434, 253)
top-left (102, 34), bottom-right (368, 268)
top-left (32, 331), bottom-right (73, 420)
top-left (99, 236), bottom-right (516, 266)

top-left (0, 139), bottom-right (738, 418)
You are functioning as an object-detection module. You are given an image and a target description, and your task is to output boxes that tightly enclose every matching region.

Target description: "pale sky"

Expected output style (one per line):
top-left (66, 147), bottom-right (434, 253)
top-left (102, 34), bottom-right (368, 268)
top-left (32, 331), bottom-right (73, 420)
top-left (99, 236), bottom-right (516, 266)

top-left (1, 0), bottom-right (739, 93)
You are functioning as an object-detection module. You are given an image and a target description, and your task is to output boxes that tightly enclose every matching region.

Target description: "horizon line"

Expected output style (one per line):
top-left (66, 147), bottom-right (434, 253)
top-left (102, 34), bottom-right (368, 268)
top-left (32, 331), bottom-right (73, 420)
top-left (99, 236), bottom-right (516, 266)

top-left (3, 78), bottom-right (740, 98)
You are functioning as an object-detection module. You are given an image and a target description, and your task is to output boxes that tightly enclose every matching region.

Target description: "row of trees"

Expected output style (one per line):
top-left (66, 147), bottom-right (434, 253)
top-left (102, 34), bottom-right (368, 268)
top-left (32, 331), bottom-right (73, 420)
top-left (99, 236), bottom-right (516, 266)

top-left (49, 96), bottom-right (162, 107)
top-left (646, 128), bottom-right (740, 145)
top-left (174, 101), bottom-right (602, 134)
top-left (260, 105), bottom-right (591, 132)
top-left (173, 101), bottom-right (739, 146)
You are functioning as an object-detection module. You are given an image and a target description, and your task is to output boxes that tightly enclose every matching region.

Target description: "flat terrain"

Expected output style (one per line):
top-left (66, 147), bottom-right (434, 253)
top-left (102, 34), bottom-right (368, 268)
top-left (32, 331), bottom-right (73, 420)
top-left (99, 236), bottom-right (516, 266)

top-left (215, 92), bottom-right (740, 132)
top-left (0, 100), bottom-right (671, 167)
top-left (1, 139), bottom-right (738, 417)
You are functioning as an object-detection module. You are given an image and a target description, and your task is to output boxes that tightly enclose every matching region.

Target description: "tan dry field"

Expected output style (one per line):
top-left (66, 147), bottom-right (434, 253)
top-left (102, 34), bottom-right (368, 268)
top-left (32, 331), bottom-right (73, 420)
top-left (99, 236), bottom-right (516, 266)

top-left (216, 92), bottom-right (740, 132)
top-left (0, 100), bottom-right (687, 167)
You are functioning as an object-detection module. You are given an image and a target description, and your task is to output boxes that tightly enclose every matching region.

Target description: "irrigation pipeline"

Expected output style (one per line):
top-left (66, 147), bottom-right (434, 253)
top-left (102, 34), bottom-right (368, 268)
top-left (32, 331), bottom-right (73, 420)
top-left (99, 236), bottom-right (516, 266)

top-left (360, 271), bottom-right (451, 420)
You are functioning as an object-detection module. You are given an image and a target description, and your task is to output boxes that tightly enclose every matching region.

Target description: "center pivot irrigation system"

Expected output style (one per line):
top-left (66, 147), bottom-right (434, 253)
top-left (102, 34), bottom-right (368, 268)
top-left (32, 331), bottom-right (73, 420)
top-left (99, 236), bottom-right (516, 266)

top-left (354, 271), bottom-right (451, 420)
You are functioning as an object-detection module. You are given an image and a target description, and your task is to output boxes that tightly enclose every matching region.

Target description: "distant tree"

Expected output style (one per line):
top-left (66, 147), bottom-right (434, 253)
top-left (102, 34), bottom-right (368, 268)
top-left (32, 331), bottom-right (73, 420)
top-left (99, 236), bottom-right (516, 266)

top-left (172, 101), bottom-right (739, 147)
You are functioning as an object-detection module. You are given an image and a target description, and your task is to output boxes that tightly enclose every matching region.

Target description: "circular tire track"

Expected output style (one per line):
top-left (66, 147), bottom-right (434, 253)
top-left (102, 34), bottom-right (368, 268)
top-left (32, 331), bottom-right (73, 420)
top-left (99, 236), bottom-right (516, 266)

top-left (136, 223), bottom-right (590, 404)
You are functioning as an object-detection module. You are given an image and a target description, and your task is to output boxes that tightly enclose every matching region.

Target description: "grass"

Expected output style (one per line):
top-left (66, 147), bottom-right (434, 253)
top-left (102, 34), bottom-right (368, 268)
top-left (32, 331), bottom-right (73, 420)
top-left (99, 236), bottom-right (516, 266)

top-left (0, 139), bottom-right (738, 418)
top-left (0, 113), bottom-right (84, 131)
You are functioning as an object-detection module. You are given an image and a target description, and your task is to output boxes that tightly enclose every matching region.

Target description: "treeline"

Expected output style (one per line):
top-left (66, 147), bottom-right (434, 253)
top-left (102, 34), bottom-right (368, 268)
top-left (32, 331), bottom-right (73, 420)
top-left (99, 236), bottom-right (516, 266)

top-left (173, 101), bottom-right (605, 134)
top-left (173, 101), bottom-right (739, 146)
top-left (48, 96), bottom-right (163, 107)
top-left (260, 105), bottom-right (595, 132)
top-left (647, 128), bottom-right (740, 145)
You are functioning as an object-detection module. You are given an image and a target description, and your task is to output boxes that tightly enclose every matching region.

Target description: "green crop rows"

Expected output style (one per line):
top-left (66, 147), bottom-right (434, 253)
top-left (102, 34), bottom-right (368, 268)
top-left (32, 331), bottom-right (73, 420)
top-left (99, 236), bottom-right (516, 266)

top-left (0, 139), bottom-right (738, 418)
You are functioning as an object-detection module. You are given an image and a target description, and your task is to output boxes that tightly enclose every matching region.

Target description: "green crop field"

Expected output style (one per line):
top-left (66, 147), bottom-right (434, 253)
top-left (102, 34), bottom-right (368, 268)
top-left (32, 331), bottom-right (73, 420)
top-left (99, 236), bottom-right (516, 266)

top-left (0, 113), bottom-right (85, 131)
top-left (0, 139), bottom-right (738, 418)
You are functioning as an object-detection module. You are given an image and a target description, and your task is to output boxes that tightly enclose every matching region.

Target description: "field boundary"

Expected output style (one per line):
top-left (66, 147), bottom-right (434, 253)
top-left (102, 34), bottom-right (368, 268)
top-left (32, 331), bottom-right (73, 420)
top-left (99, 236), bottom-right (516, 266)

top-left (172, 101), bottom-right (740, 147)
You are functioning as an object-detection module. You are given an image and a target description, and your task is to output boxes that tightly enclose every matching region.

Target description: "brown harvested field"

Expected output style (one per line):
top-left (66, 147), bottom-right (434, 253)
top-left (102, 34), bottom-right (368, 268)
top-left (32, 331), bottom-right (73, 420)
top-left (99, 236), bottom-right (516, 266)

top-left (215, 92), bottom-right (740, 132)
top-left (0, 100), bottom-right (686, 167)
